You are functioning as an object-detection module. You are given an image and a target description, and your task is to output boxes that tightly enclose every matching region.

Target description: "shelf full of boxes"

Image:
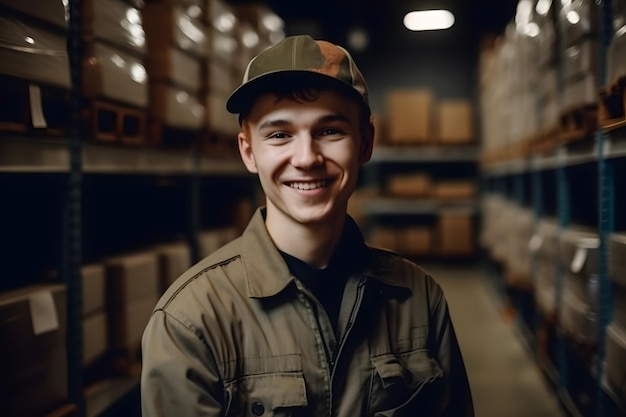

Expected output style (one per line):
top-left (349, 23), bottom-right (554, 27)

top-left (350, 88), bottom-right (479, 260)
top-left (0, 0), bottom-right (283, 416)
top-left (479, 0), bottom-right (626, 416)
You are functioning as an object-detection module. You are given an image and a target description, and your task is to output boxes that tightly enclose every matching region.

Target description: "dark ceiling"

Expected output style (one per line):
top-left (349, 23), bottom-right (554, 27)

top-left (229, 0), bottom-right (517, 58)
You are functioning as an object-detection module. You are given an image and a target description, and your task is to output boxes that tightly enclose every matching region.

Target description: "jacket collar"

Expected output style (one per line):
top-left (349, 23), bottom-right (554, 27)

top-left (240, 207), bottom-right (412, 298)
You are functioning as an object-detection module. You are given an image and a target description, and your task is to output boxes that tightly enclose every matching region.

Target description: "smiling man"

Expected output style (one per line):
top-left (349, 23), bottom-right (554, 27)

top-left (141, 35), bottom-right (474, 417)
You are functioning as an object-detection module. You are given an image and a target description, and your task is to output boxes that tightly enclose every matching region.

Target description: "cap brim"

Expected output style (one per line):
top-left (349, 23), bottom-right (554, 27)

top-left (226, 70), bottom-right (365, 115)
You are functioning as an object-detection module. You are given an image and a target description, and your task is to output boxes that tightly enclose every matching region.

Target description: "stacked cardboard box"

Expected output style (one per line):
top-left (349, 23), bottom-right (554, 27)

top-left (143, 0), bottom-right (209, 145)
top-left (531, 218), bottom-right (560, 319)
top-left (198, 226), bottom-right (239, 259)
top-left (433, 180), bottom-right (476, 200)
top-left (0, 284), bottom-right (68, 416)
top-left (558, 226), bottom-right (600, 344)
top-left (0, 2), bottom-right (70, 133)
top-left (105, 250), bottom-right (160, 373)
top-left (435, 100), bottom-right (474, 144)
top-left (559, 0), bottom-right (601, 110)
top-left (205, 0), bottom-right (241, 141)
top-left (81, 0), bottom-right (149, 144)
top-left (81, 264), bottom-right (109, 370)
top-left (368, 225), bottom-right (432, 256)
top-left (154, 241), bottom-right (192, 293)
top-left (385, 173), bottom-right (433, 198)
top-left (608, 0), bottom-right (626, 86)
top-left (605, 232), bottom-right (626, 401)
top-left (436, 211), bottom-right (474, 256)
top-left (386, 89), bottom-right (434, 144)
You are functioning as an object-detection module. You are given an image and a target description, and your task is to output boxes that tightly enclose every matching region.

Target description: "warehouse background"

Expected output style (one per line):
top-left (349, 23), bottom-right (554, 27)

top-left (0, 0), bottom-right (625, 416)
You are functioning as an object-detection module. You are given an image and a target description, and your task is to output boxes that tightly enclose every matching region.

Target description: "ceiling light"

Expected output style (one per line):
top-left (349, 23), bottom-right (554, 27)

top-left (404, 10), bottom-right (455, 31)
top-left (566, 10), bottom-right (580, 24)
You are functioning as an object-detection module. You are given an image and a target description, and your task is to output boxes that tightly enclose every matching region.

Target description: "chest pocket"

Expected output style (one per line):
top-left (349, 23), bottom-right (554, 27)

top-left (368, 349), bottom-right (444, 417)
top-left (223, 355), bottom-right (308, 417)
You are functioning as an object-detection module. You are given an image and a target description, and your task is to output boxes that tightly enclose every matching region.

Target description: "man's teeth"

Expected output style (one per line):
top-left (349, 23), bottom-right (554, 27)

top-left (289, 181), bottom-right (326, 190)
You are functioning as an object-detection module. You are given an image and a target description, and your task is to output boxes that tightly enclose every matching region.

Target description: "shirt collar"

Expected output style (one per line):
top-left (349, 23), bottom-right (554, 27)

top-left (240, 207), bottom-right (412, 298)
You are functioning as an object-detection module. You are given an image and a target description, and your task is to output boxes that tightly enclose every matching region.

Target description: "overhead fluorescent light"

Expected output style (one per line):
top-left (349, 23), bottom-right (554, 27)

top-left (403, 10), bottom-right (455, 31)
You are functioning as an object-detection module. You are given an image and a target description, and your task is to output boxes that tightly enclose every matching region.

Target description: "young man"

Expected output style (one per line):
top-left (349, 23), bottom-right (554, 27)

top-left (141, 35), bottom-right (473, 417)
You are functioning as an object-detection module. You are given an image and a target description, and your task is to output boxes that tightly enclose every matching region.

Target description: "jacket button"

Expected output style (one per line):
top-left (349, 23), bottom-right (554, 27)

top-left (251, 401), bottom-right (265, 416)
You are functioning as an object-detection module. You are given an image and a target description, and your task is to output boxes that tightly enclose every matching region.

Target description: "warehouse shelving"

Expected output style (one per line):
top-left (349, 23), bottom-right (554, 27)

top-left (360, 141), bottom-right (479, 259)
top-left (479, 1), bottom-right (626, 415)
top-left (0, 135), bottom-right (249, 175)
top-left (0, 0), bottom-right (259, 414)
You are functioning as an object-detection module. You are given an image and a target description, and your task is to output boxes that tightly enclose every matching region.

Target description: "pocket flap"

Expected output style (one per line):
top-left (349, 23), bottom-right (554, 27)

top-left (247, 373), bottom-right (308, 409)
top-left (372, 349), bottom-right (443, 389)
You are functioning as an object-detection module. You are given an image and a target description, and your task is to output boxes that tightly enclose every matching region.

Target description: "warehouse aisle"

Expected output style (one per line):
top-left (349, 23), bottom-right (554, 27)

top-left (423, 262), bottom-right (565, 417)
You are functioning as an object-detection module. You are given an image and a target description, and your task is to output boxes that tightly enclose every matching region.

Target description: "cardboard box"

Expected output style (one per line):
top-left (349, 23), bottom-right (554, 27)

top-left (82, 263), bottom-right (106, 316)
top-left (386, 89), bottom-right (434, 144)
top-left (83, 0), bottom-right (147, 55)
top-left (145, 47), bottom-right (204, 93)
top-left (0, 16), bottom-right (71, 89)
top-left (436, 212), bottom-right (474, 256)
top-left (401, 226), bottom-right (432, 256)
top-left (604, 322), bottom-right (626, 402)
top-left (150, 83), bottom-right (206, 129)
top-left (614, 284), bottom-right (626, 330)
top-left (433, 181), bottom-right (476, 199)
top-left (198, 227), bottom-right (238, 258)
top-left (82, 41), bottom-right (148, 107)
top-left (83, 310), bottom-right (108, 366)
top-left (106, 251), bottom-right (160, 305)
top-left (436, 100), bottom-right (474, 144)
top-left (367, 227), bottom-right (399, 252)
top-left (143, 3), bottom-right (209, 59)
top-left (155, 242), bottom-right (192, 292)
top-left (386, 173), bottom-right (432, 198)
top-left (110, 295), bottom-right (158, 350)
top-left (0, 0), bottom-right (68, 29)
top-left (0, 284), bottom-right (68, 417)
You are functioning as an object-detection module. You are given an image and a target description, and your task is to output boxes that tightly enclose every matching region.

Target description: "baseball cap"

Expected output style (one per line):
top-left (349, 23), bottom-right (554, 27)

top-left (226, 35), bottom-right (369, 115)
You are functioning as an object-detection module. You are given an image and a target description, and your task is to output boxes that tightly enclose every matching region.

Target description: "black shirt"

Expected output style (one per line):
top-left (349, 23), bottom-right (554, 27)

top-left (278, 218), bottom-right (366, 332)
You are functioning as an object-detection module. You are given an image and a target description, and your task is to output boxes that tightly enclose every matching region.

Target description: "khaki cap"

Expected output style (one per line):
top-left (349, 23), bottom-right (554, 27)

top-left (226, 35), bottom-right (369, 114)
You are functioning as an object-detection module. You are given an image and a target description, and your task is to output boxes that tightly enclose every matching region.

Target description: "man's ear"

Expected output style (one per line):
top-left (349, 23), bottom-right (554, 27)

top-left (359, 121), bottom-right (375, 165)
top-left (238, 132), bottom-right (258, 173)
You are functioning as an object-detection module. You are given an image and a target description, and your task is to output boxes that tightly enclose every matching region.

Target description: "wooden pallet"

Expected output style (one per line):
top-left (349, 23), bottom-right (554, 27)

top-left (148, 121), bottom-right (202, 148)
top-left (0, 74), bottom-right (70, 135)
top-left (599, 76), bottom-right (626, 132)
top-left (558, 104), bottom-right (598, 145)
top-left (528, 126), bottom-right (560, 155)
top-left (82, 99), bottom-right (147, 146)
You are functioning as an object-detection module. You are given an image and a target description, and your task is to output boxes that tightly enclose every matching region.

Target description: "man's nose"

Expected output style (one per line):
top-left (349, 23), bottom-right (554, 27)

top-left (291, 136), bottom-right (323, 168)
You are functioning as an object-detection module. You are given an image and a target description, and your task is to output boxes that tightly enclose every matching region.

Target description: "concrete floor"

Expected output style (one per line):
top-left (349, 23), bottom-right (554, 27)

top-left (422, 262), bottom-right (566, 417)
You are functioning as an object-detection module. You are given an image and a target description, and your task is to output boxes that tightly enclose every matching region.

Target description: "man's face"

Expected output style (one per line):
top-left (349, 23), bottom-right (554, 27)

top-left (238, 90), bottom-right (373, 229)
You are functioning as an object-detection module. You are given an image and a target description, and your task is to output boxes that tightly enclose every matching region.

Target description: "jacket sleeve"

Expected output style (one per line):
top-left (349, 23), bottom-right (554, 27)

top-left (141, 309), bottom-right (224, 417)
top-left (427, 276), bottom-right (475, 417)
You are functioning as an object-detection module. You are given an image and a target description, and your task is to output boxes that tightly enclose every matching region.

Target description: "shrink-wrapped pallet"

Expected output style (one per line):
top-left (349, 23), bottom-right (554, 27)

top-left (532, 218), bottom-right (560, 317)
top-left (0, 16), bottom-right (70, 88)
top-left (558, 0), bottom-right (600, 47)
top-left (143, 3), bottom-right (209, 59)
top-left (83, 42), bottom-right (148, 107)
top-left (83, 0), bottom-right (146, 55)
top-left (150, 84), bottom-right (206, 129)
top-left (0, 0), bottom-right (68, 30)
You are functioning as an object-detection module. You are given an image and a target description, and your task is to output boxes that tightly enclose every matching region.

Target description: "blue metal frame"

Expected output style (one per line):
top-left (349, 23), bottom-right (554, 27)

top-left (65, 0), bottom-right (85, 415)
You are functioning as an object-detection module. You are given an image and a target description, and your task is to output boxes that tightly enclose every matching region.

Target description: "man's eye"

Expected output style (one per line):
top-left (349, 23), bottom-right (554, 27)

top-left (268, 132), bottom-right (290, 139)
top-left (320, 128), bottom-right (342, 136)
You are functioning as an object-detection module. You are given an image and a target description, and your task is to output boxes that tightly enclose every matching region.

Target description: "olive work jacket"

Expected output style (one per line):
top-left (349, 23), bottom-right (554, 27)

top-left (141, 208), bottom-right (474, 417)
